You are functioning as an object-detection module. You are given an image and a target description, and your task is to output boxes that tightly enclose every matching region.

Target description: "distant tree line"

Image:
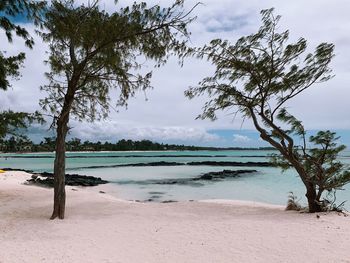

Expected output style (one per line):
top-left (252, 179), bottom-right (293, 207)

top-left (0, 136), bottom-right (275, 153)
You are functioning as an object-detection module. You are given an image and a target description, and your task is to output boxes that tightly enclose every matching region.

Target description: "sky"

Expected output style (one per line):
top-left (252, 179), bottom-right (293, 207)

top-left (1, 0), bottom-right (350, 147)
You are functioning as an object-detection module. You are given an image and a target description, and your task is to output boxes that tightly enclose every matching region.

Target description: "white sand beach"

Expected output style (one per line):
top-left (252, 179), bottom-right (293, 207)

top-left (1, 171), bottom-right (350, 263)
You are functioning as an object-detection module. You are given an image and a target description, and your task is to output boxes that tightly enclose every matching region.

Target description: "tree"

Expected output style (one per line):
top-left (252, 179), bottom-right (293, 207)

top-left (39, 136), bottom-right (56, 151)
top-left (40, 0), bottom-right (197, 219)
top-left (67, 137), bottom-right (81, 151)
top-left (0, 1), bottom-right (46, 139)
top-left (185, 8), bottom-right (350, 212)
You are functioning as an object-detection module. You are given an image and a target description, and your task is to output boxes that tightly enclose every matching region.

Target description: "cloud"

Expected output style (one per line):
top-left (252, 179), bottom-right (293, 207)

top-left (233, 134), bottom-right (251, 143)
top-left (68, 120), bottom-right (220, 144)
top-left (204, 14), bottom-right (250, 33)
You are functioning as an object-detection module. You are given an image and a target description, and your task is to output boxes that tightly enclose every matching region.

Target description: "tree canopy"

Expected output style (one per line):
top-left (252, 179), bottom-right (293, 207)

top-left (186, 8), bottom-right (349, 212)
top-left (40, 0), bottom-right (196, 121)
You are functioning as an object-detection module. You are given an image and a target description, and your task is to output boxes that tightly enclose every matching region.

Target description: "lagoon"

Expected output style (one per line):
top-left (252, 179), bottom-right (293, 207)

top-left (1, 150), bottom-right (350, 209)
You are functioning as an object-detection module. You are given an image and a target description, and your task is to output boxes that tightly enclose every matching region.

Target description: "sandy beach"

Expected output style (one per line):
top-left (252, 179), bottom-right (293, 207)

top-left (1, 171), bottom-right (350, 263)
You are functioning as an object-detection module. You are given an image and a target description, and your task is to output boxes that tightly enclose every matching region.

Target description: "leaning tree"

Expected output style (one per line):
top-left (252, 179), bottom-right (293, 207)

top-left (39, 0), bottom-right (197, 219)
top-left (185, 8), bottom-right (350, 212)
top-left (0, 0), bottom-right (46, 138)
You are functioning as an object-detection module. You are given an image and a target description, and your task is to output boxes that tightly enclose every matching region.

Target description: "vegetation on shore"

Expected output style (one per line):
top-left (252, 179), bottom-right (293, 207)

top-left (0, 136), bottom-right (275, 153)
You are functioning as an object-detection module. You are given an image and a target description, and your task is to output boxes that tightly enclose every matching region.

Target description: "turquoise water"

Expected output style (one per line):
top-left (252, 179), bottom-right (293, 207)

top-left (1, 150), bottom-right (350, 209)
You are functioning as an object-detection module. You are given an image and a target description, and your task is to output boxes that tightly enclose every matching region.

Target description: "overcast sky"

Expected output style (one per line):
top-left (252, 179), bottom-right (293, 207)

top-left (1, 0), bottom-right (349, 147)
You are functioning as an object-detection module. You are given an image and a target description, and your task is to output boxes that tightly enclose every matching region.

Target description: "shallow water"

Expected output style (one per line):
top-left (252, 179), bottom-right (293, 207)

top-left (1, 150), bottom-right (350, 209)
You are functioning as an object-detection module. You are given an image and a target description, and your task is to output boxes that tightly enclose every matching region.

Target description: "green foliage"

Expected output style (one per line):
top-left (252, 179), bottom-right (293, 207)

top-left (305, 131), bottom-right (350, 192)
top-left (185, 8), bottom-right (334, 124)
top-left (0, 0), bottom-right (46, 90)
top-left (0, 1), bottom-right (46, 140)
top-left (0, 110), bottom-right (44, 139)
top-left (272, 131), bottom-right (350, 204)
top-left (40, 0), bottom-right (196, 122)
top-left (0, 137), bottom-right (210, 152)
top-left (0, 135), bottom-right (33, 152)
top-left (185, 8), bottom-right (349, 212)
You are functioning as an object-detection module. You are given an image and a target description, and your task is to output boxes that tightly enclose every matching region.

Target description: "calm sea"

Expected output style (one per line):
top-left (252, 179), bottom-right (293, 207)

top-left (1, 150), bottom-right (350, 209)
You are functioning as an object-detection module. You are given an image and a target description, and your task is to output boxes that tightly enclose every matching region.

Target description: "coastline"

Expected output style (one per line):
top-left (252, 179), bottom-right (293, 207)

top-left (1, 170), bottom-right (350, 263)
top-left (0, 148), bottom-right (277, 155)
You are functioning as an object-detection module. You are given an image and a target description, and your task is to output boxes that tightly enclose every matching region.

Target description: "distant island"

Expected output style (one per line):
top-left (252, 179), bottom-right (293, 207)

top-left (0, 136), bottom-right (275, 153)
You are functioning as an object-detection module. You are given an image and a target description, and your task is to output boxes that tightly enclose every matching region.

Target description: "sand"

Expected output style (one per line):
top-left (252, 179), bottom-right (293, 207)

top-left (1, 171), bottom-right (350, 263)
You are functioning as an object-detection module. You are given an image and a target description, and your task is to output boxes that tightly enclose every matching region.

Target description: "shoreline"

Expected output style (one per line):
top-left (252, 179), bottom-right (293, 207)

top-left (0, 149), bottom-right (277, 155)
top-left (1, 170), bottom-right (350, 262)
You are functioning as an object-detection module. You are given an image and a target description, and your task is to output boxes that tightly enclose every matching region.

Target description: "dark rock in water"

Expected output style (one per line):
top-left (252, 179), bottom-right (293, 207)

top-left (150, 169), bottom-right (257, 185)
top-left (198, 174), bottom-right (214, 180)
top-left (149, 191), bottom-right (165, 195)
top-left (131, 161), bottom-right (184, 167)
top-left (71, 160), bottom-right (273, 170)
top-left (155, 180), bottom-right (180, 185)
top-left (187, 161), bottom-right (272, 167)
top-left (27, 172), bottom-right (109, 187)
top-left (194, 169), bottom-right (257, 181)
top-left (152, 179), bottom-right (204, 186)
top-left (81, 161), bottom-right (185, 170)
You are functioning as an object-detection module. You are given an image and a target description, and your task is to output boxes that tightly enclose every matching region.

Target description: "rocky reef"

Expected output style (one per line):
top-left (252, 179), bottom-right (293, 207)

top-left (27, 172), bottom-right (109, 187)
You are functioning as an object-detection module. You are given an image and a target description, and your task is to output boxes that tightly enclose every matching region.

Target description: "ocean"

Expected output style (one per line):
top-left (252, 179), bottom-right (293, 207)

top-left (1, 150), bottom-right (350, 209)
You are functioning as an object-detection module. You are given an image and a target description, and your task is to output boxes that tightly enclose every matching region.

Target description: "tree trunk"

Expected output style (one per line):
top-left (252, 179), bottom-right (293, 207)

top-left (50, 108), bottom-right (71, 219)
top-left (49, 66), bottom-right (80, 219)
top-left (251, 110), bottom-right (324, 213)
top-left (305, 183), bottom-right (322, 213)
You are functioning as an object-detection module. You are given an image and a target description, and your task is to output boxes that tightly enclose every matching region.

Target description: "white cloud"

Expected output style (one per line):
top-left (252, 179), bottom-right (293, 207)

top-left (68, 120), bottom-right (219, 144)
top-left (233, 134), bottom-right (251, 143)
